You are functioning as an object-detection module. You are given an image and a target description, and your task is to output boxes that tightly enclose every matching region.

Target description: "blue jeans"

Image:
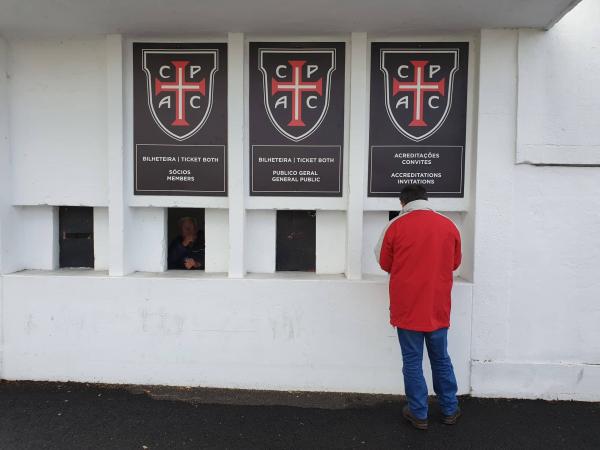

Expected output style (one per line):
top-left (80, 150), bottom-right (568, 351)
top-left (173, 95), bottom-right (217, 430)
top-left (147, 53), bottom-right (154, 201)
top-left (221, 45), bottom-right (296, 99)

top-left (396, 327), bottom-right (458, 420)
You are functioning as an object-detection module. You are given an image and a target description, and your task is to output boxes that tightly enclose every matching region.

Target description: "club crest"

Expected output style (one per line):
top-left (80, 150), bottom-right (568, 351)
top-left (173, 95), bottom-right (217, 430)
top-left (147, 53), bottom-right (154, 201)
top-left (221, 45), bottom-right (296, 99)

top-left (142, 49), bottom-right (218, 141)
top-left (380, 49), bottom-right (459, 142)
top-left (258, 48), bottom-right (336, 142)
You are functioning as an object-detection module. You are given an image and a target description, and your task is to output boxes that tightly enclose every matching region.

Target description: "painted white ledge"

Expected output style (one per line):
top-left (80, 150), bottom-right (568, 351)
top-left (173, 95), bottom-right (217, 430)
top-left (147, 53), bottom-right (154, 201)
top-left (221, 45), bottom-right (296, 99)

top-left (0, 270), bottom-right (472, 394)
top-left (471, 360), bottom-right (600, 402)
top-left (5, 269), bottom-right (472, 285)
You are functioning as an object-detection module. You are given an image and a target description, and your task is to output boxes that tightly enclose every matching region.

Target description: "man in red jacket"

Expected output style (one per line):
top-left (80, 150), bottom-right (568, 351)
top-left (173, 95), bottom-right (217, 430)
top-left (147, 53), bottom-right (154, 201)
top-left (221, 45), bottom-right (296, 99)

top-left (375, 185), bottom-right (462, 430)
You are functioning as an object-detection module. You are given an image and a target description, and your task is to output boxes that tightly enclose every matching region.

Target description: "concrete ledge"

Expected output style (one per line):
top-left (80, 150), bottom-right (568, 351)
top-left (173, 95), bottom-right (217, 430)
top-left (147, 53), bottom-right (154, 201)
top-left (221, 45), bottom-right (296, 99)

top-left (471, 360), bottom-right (600, 401)
top-left (0, 272), bottom-right (472, 395)
top-left (5, 269), bottom-right (472, 285)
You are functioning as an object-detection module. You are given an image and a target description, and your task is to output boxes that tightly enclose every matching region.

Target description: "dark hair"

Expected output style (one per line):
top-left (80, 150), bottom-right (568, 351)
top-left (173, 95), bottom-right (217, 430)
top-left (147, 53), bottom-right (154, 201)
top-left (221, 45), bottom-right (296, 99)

top-left (178, 216), bottom-right (198, 229)
top-left (400, 185), bottom-right (428, 205)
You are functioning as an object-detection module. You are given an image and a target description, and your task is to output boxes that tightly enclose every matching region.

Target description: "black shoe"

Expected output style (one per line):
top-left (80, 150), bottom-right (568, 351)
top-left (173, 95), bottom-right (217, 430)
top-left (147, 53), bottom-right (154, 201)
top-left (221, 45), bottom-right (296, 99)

top-left (441, 407), bottom-right (462, 425)
top-left (402, 405), bottom-right (428, 430)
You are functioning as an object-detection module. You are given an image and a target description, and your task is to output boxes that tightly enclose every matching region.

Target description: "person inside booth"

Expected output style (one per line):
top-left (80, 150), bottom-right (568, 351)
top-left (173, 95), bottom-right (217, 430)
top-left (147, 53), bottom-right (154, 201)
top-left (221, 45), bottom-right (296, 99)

top-left (168, 216), bottom-right (205, 270)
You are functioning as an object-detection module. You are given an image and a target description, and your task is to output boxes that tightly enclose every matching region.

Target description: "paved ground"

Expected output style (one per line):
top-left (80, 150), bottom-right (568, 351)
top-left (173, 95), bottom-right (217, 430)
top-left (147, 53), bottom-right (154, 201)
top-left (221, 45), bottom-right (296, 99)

top-left (0, 381), bottom-right (599, 449)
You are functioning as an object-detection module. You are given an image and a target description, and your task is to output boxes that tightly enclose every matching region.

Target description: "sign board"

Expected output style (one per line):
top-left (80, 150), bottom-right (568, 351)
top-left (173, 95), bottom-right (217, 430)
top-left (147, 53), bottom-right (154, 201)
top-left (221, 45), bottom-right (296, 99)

top-left (133, 42), bottom-right (227, 196)
top-left (368, 42), bottom-right (469, 197)
top-left (249, 42), bottom-right (345, 196)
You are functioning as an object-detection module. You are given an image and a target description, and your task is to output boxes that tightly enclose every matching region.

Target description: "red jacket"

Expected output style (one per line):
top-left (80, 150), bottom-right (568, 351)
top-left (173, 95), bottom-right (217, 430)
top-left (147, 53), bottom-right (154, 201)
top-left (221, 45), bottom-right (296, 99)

top-left (377, 206), bottom-right (461, 331)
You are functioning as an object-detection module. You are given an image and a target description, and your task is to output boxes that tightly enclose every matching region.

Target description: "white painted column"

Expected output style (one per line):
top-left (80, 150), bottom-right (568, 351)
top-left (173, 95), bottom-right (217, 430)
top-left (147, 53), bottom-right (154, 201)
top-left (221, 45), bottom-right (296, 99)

top-left (106, 34), bottom-right (131, 276)
top-left (0, 36), bottom-right (6, 379)
top-left (227, 33), bottom-right (246, 278)
top-left (0, 37), bottom-right (13, 275)
top-left (471, 29), bottom-right (518, 363)
top-left (345, 33), bottom-right (369, 280)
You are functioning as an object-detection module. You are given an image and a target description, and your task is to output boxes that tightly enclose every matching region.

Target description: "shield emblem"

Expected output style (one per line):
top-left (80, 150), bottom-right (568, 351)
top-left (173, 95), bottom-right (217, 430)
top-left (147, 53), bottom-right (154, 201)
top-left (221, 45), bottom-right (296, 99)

top-left (258, 48), bottom-right (336, 142)
top-left (142, 49), bottom-right (219, 141)
top-left (380, 49), bottom-right (459, 142)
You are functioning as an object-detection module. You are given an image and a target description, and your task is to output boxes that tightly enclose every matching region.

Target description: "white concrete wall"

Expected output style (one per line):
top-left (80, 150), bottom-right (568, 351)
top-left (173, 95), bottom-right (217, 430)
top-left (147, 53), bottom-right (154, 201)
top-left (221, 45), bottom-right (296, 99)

top-left (1, 205), bottom-right (58, 273)
top-left (123, 207), bottom-right (231, 274)
top-left (2, 7), bottom-right (599, 401)
top-left (246, 210), bottom-right (276, 273)
top-left (316, 210), bottom-right (346, 274)
top-left (1, 271), bottom-right (473, 395)
top-left (0, 31), bottom-right (478, 396)
top-left (517, 0), bottom-right (600, 165)
top-left (13, 206), bottom-right (59, 270)
top-left (472, 23), bottom-right (600, 401)
top-left (362, 211), bottom-right (388, 276)
top-left (205, 208), bottom-right (229, 273)
top-left (245, 209), bottom-right (348, 274)
top-left (1, 34), bottom-right (477, 279)
top-left (8, 38), bottom-right (108, 206)
top-left (129, 207), bottom-right (167, 273)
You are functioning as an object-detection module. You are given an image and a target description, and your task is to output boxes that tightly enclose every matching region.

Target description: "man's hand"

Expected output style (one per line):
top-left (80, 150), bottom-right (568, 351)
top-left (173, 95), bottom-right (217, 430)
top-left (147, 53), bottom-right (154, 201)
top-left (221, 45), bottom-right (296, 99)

top-left (181, 236), bottom-right (195, 246)
top-left (183, 258), bottom-right (197, 269)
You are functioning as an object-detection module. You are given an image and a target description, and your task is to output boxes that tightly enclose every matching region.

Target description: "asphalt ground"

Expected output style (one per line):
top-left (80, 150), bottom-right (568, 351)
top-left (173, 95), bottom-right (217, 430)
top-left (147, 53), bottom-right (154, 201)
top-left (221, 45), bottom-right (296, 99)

top-left (0, 380), bottom-right (599, 449)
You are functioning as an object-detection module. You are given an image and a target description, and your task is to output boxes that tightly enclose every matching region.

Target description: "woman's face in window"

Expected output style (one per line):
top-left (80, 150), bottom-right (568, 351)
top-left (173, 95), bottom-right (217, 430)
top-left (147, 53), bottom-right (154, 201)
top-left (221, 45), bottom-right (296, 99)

top-left (180, 219), bottom-right (197, 238)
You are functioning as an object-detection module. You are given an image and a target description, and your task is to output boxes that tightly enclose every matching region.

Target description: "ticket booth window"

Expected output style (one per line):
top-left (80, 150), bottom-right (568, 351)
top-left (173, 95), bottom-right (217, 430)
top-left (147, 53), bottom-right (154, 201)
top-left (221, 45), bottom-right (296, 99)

top-left (167, 208), bottom-right (205, 270)
top-left (276, 210), bottom-right (316, 272)
top-left (59, 206), bottom-right (94, 268)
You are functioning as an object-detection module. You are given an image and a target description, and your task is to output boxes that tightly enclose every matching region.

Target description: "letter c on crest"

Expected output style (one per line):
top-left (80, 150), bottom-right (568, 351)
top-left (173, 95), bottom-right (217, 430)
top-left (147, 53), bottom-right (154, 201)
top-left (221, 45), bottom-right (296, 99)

top-left (276, 65), bottom-right (287, 78)
top-left (159, 65), bottom-right (171, 78)
top-left (397, 65), bottom-right (409, 78)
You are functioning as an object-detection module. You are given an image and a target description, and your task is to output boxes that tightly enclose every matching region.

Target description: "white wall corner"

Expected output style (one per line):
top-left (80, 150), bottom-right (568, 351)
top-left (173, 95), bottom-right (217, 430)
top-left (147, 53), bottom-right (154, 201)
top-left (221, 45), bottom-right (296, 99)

top-left (0, 36), bottom-right (13, 275)
top-left (0, 35), bottom-right (9, 380)
top-left (471, 29), bottom-right (518, 362)
top-left (516, 15), bottom-right (600, 166)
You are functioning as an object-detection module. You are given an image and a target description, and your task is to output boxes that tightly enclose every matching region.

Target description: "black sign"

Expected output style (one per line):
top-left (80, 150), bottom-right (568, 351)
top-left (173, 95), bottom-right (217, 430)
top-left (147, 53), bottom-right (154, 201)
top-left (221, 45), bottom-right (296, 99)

top-left (133, 42), bottom-right (227, 196)
top-left (249, 42), bottom-right (345, 196)
top-left (368, 42), bottom-right (469, 197)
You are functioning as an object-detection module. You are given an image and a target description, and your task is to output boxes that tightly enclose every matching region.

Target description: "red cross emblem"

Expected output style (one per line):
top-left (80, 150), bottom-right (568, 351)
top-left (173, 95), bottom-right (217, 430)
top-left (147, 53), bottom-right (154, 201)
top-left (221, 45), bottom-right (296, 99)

top-left (259, 48), bottom-right (336, 142)
top-left (381, 49), bottom-right (459, 142)
top-left (392, 60), bottom-right (445, 127)
top-left (142, 49), bottom-right (218, 141)
top-left (271, 60), bottom-right (323, 127)
top-left (155, 60), bottom-right (206, 127)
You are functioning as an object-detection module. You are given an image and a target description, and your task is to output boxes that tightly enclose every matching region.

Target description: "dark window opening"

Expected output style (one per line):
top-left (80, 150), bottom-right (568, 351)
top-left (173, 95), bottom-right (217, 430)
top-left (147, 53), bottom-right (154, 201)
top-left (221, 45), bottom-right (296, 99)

top-left (59, 206), bottom-right (94, 268)
top-left (389, 211), bottom-right (401, 221)
top-left (167, 208), bottom-right (205, 270)
top-left (276, 210), bottom-right (316, 272)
